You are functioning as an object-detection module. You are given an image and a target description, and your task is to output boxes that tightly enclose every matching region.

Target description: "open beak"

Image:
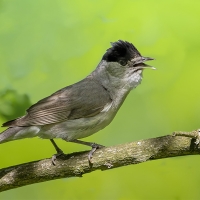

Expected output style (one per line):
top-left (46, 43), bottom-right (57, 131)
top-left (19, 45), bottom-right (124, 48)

top-left (131, 56), bottom-right (156, 70)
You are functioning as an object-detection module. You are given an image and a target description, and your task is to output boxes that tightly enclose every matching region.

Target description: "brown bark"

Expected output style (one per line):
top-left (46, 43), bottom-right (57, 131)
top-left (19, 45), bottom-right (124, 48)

top-left (0, 130), bottom-right (200, 192)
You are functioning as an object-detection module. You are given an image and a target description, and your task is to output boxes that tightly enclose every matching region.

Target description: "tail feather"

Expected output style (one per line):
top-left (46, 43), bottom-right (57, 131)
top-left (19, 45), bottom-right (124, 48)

top-left (0, 127), bottom-right (24, 144)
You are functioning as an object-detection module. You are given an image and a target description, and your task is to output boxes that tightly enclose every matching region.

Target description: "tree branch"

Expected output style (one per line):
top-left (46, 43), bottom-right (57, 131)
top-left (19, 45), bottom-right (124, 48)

top-left (0, 130), bottom-right (200, 192)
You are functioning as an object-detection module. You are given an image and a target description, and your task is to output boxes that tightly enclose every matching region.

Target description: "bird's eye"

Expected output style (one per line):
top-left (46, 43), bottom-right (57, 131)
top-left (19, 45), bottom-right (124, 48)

top-left (119, 60), bottom-right (127, 66)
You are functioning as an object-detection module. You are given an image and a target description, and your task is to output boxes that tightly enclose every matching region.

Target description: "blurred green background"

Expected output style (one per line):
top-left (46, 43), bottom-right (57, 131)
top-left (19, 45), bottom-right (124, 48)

top-left (0, 0), bottom-right (200, 199)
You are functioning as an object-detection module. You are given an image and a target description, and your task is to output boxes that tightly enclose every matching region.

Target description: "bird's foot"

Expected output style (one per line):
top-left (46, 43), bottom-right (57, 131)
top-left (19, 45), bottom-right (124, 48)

top-left (68, 139), bottom-right (105, 163)
top-left (51, 150), bottom-right (64, 165)
top-left (88, 143), bottom-right (105, 163)
top-left (173, 129), bottom-right (200, 145)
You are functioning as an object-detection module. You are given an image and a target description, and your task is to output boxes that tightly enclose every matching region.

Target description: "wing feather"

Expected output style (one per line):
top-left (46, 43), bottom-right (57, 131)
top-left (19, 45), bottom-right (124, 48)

top-left (3, 77), bottom-right (111, 127)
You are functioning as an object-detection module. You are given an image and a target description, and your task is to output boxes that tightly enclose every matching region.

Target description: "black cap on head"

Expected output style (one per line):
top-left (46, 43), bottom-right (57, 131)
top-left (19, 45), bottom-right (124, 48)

top-left (102, 40), bottom-right (142, 65)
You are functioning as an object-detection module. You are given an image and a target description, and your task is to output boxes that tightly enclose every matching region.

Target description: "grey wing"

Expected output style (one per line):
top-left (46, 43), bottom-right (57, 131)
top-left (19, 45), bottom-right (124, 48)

top-left (2, 78), bottom-right (111, 127)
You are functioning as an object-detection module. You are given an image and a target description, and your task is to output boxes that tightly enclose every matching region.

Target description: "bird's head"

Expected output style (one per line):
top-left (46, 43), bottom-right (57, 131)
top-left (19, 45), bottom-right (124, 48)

top-left (97, 40), bottom-right (155, 90)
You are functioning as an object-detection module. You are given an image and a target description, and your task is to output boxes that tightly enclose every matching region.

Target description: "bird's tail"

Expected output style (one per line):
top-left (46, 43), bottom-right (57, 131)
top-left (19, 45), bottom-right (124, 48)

top-left (0, 127), bottom-right (24, 144)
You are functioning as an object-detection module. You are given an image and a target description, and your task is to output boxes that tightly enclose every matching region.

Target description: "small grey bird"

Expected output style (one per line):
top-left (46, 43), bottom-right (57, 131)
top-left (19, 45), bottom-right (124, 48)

top-left (0, 40), bottom-right (155, 164)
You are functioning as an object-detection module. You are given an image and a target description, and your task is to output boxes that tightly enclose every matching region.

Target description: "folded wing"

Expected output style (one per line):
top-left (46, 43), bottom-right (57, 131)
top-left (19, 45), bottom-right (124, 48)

top-left (3, 77), bottom-right (111, 127)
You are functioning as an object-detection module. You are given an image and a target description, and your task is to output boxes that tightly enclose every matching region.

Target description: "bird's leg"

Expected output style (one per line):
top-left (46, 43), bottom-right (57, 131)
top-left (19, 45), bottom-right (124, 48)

top-left (50, 139), bottom-right (64, 165)
top-left (70, 139), bottom-right (105, 163)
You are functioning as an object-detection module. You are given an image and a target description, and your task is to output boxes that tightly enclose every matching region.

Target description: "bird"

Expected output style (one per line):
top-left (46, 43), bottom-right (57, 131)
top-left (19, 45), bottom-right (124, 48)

top-left (0, 40), bottom-right (155, 164)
